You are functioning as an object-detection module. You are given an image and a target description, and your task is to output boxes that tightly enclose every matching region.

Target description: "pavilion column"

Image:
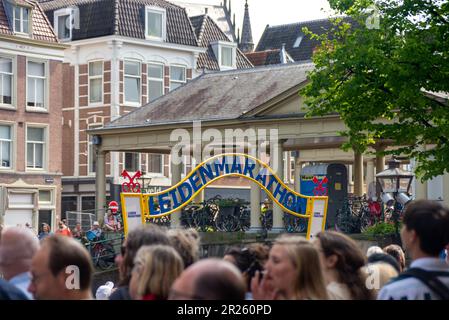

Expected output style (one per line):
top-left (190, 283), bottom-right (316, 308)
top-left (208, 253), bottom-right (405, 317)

top-left (354, 151), bottom-right (364, 196)
top-left (171, 159), bottom-right (182, 228)
top-left (95, 148), bottom-right (106, 224)
top-left (443, 172), bottom-right (449, 207)
top-left (250, 145), bottom-right (261, 232)
top-left (271, 141), bottom-right (284, 232)
top-left (414, 147), bottom-right (428, 200)
top-left (375, 146), bottom-right (386, 174)
top-left (366, 159), bottom-right (375, 191)
top-left (294, 153), bottom-right (302, 193)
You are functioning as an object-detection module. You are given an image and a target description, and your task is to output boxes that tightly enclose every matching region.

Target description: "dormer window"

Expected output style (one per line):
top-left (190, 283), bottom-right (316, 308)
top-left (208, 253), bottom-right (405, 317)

top-left (14, 6), bottom-right (30, 34)
top-left (54, 8), bottom-right (73, 41)
top-left (221, 46), bottom-right (234, 68)
top-left (145, 6), bottom-right (166, 41)
top-left (211, 41), bottom-right (237, 70)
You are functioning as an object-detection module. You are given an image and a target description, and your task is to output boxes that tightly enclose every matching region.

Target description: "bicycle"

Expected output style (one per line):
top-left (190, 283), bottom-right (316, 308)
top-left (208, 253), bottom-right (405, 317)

top-left (283, 213), bottom-right (308, 233)
top-left (86, 231), bottom-right (116, 270)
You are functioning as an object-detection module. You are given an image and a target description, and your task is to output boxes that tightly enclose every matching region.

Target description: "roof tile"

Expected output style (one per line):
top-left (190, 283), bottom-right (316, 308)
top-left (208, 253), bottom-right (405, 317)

top-left (0, 0), bottom-right (58, 42)
top-left (190, 14), bottom-right (252, 71)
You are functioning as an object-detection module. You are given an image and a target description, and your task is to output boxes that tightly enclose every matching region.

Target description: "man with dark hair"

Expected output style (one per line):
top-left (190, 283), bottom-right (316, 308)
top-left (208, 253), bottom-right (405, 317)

top-left (28, 235), bottom-right (94, 300)
top-left (169, 259), bottom-right (246, 300)
top-left (378, 200), bottom-right (449, 300)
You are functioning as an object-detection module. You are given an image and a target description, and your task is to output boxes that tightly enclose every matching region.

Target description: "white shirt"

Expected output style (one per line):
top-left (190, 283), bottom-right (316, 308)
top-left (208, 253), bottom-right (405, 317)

top-left (378, 257), bottom-right (449, 300)
top-left (9, 272), bottom-right (33, 300)
top-left (327, 281), bottom-right (352, 300)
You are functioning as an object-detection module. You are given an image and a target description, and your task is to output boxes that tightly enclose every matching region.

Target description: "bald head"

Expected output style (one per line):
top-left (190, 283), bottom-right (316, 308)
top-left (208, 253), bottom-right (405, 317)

top-left (170, 258), bottom-right (245, 300)
top-left (0, 227), bottom-right (40, 279)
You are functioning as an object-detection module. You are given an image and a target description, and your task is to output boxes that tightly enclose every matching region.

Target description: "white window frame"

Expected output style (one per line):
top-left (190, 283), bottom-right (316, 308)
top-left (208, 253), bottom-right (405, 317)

top-left (26, 59), bottom-right (48, 112)
top-left (211, 41), bottom-right (237, 70)
top-left (147, 62), bottom-right (164, 102)
top-left (123, 152), bottom-right (141, 173)
top-left (13, 6), bottom-right (30, 35)
top-left (123, 60), bottom-right (141, 106)
top-left (0, 122), bottom-right (14, 170)
top-left (88, 60), bottom-right (103, 105)
top-left (54, 8), bottom-right (72, 41)
top-left (145, 6), bottom-right (166, 41)
top-left (87, 124), bottom-right (102, 175)
top-left (25, 124), bottom-right (48, 171)
top-left (0, 56), bottom-right (15, 109)
top-left (169, 65), bottom-right (186, 91)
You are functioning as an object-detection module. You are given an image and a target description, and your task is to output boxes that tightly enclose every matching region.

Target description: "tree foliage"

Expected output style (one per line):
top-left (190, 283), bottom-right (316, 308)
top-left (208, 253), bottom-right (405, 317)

top-left (301, 0), bottom-right (449, 180)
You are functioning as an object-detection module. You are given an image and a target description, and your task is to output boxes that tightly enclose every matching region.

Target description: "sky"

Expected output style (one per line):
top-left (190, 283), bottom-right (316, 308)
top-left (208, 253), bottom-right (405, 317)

top-left (174, 0), bottom-right (334, 45)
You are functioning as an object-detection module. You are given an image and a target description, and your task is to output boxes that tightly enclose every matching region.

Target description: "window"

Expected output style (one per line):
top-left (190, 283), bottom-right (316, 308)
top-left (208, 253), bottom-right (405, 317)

top-left (88, 124), bottom-right (102, 174)
top-left (148, 154), bottom-right (163, 174)
top-left (0, 57), bottom-right (13, 105)
top-left (81, 196), bottom-right (95, 214)
top-left (293, 35), bottom-right (303, 48)
top-left (89, 61), bottom-right (103, 104)
top-left (61, 196), bottom-right (77, 220)
top-left (55, 13), bottom-right (70, 40)
top-left (0, 125), bottom-right (12, 168)
top-left (27, 61), bottom-right (46, 109)
top-left (145, 7), bottom-right (166, 40)
top-left (221, 46), bottom-right (233, 67)
top-left (169, 65), bottom-right (186, 91)
top-left (14, 6), bottom-right (30, 34)
top-left (39, 190), bottom-right (51, 203)
top-left (124, 153), bottom-right (140, 172)
top-left (211, 42), bottom-right (236, 70)
top-left (148, 63), bottom-right (164, 102)
top-left (27, 127), bottom-right (45, 169)
top-left (124, 60), bottom-right (141, 104)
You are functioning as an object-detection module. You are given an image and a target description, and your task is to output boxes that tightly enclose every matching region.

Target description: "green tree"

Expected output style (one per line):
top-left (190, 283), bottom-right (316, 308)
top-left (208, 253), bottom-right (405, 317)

top-left (301, 0), bottom-right (449, 180)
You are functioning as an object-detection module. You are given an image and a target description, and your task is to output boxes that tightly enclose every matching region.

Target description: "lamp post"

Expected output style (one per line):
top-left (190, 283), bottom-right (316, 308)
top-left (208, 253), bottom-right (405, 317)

top-left (376, 158), bottom-right (414, 243)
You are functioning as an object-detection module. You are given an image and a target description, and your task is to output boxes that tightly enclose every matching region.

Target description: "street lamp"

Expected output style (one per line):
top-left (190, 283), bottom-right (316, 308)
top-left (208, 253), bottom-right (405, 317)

top-left (376, 158), bottom-right (414, 243)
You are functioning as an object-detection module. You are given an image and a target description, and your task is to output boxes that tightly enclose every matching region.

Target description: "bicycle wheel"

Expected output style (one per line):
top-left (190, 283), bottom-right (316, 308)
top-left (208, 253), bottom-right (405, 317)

top-left (97, 246), bottom-right (116, 270)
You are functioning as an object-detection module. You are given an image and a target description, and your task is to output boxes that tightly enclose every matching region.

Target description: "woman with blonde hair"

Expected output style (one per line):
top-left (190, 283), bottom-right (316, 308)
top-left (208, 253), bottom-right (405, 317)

top-left (129, 245), bottom-right (184, 300)
top-left (252, 235), bottom-right (329, 300)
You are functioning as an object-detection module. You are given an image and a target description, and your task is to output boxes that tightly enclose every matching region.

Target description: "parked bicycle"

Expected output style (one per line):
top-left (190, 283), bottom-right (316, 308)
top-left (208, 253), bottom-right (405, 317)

top-left (335, 195), bottom-right (382, 234)
top-left (283, 213), bottom-right (308, 233)
top-left (85, 231), bottom-right (117, 270)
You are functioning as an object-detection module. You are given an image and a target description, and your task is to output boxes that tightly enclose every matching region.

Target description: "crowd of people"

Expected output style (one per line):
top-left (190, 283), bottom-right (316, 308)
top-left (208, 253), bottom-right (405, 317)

top-left (0, 199), bottom-right (448, 300)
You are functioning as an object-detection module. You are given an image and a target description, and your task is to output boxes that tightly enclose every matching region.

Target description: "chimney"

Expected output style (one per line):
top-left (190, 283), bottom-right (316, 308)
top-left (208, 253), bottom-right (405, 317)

top-left (205, 7), bottom-right (208, 14)
top-left (280, 43), bottom-right (288, 64)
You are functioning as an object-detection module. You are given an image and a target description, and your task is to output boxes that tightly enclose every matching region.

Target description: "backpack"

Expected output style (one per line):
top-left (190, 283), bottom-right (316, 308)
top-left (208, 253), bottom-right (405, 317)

top-left (400, 268), bottom-right (449, 300)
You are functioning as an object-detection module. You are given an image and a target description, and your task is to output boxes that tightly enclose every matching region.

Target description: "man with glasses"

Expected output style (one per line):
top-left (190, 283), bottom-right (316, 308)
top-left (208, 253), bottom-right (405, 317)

top-left (28, 235), bottom-right (94, 300)
top-left (0, 226), bottom-right (39, 299)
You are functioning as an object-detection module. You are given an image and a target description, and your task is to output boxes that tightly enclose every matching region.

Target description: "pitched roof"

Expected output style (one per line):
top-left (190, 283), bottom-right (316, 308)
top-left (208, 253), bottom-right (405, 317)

top-left (256, 17), bottom-right (346, 62)
top-left (190, 14), bottom-right (252, 70)
top-left (172, 0), bottom-right (236, 42)
top-left (0, 0), bottom-right (58, 42)
top-left (245, 49), bottom-right (294, 66)
top-left (39, 0), bottom-right (198, 45)
top-left (105, 62), bottom-right (313, 129)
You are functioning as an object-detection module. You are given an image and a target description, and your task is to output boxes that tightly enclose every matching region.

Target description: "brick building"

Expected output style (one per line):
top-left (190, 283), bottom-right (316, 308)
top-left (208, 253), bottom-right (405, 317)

top-left (38, 0), bottom-right (252, 217)
top-left (0, 0), bottom-right (65, 228)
